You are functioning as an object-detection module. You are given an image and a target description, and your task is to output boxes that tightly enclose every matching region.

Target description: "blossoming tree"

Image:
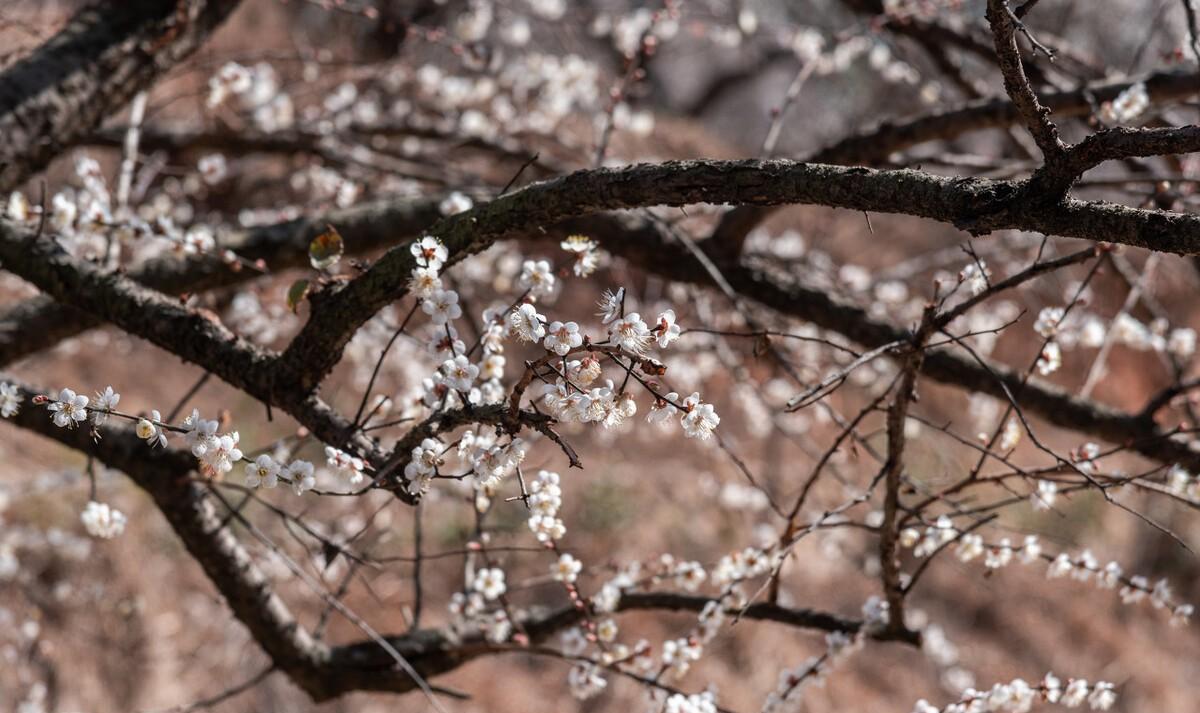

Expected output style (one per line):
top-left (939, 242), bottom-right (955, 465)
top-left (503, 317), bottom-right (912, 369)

top-left (2, 0), bottom-right (1200, 711)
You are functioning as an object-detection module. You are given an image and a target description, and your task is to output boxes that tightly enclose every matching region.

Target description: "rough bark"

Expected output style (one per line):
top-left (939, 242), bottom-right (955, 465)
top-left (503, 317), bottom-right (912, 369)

top-left (0, 0), bottom-right (243, 192)
top-left (0, 198), bottom-right (441, 367)
top-left (7, 378), bottom-right (900, 700)
top-left (280, 158), bottom-right (1200, 397)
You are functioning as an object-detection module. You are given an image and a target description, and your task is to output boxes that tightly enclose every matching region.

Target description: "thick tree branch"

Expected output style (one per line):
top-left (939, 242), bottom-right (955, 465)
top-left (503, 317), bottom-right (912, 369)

top-left (546, 212), bottom-right (1200, 471)
top-left (711, 67), bottom-right (1200, 253)
top-left (1056, 125), bottom-right (1200, 181)
top-left (283, 158), bottom-right (1200, 395)
top-left (3, 380), bottom-right (909, 699)
top-left (6, 156), bottom-right (1200, 481)
top-left (0, 198), bottom-right (441, 367)
top-left (6, 150), bottom-right (1200, 494)
top-left (0, 221), bottom-right (385, 469)
top-left (985, 0), bottom-right (1065, 162)
top-left (7, 66), bottom-right (1195, 366)
top-left (0, 0), bottom-right (243, 191)
top-left (3, 383), bottom-right (334, 696)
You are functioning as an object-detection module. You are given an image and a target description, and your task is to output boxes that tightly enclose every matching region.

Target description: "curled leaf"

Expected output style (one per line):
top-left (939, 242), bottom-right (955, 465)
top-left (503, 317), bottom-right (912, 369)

top-left (309, 225), bottom-right (344, 270)
top-left (286, 278), bottom-right (310, 313)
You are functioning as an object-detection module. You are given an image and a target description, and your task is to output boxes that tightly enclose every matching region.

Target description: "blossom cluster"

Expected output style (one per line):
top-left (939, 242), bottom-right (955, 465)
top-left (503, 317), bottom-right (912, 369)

top-left (243, 453), bottom-right (316, 495)
top-left (0, 382), bottom-right (20, 418)
top-left (448, 567), bottom-right (513, 644)
top-left (911, 673), bottom-right (1116, 713)
top-left (28, 382), bottom-right (380, 546)
top-left (527, 469), bottom-right (566, 543)
top-left (663, 691), bottom-right (719, 713)
top-left (396, 234), bottom-right (721, 505)
top-left (901, 518), bottom-right (1192, 625)
top-left (80, 500), bottom-right (127, 539)
top-left (1030, 304), bottom-right (1196, 376)
top-left (6, 155), bottom-right (245, 270)
top-left (1166, 464), bottom-right (1200, 501)
top-left (1099, 82), bottom-right (1148, 124)
top-left (762, 629), bottom-right (864, 713)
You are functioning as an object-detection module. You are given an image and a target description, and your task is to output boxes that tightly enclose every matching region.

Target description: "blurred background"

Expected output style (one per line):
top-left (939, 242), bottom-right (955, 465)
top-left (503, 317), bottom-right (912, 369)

top-left (1, 1), bottom-right (1200, 712)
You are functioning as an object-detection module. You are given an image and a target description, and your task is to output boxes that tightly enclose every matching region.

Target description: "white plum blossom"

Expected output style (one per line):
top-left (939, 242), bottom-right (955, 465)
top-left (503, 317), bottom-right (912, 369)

top-left (1088, 682), bottom-right (1116, 710)
top-left (527, 470), bottom-right (566, 542)
top-left (985, 539), bottom-right (1013, 569)
top-left (91, 386), bottom-right (120, 426)
top-left (408, 266), bottom-right (443, 298)
top-left (1098, 561), bottom-right (1123, 589)
top-left (183, 409), bottom-right (219, 456)
top-left (570, 355), bottom-right (602, 385)
top-left (959, 261), bottom-right (991, 295)
top-left (561, 234), bottom-right (600, 276)
top-left (1036, 341), bottom-right (1062, 375)
top-left (609, 312), bottom-right (650, 354)
top-left (596, 287), bottom-right (624, 324)
top-left (1034, 306), bottom-right (1065, 338)
top-left (197, 154), bottom-right (227, 184)
top-left (325, 446), bottom-right (365, 485)
top-left (439, 355), bottom-right (480, 392)
top-left (423, 289), bottom-right (462, 325)
top-left (48, 388), bottom-right (89, 429)
top-left (287, 459), bottom-right (316, 494)
top-left (50, 192), bottom-right (76, 232)
top-left (654, 308), bottom-right (682, 348)
top-left (403, 438), bottom-right (444, 495)
top-left (0, 382), bottom-right (21, 417)
top-left (665, 692), bottom-right (718, 713)
top-left (528, 0), bottom-right (567, 20)
top-left (426, 323), bottom-right (466, 360)
top-left (956, 533), bottom-right (984, 562)
top-left (509, 302), bottom-right (546, 342)
top-left (473, 567), bottom-right (506, 600)
top-left (1120, 575), bottom-right (1149, 604)
top-left (552, 553), bottom-right (582, 583)
top-left (1101, 81), bottom-right (1148, 123)
top-left (999, 417), bottom-right (1022, 451)
top-left (595, 617), bottom-right (618, 643)
top-left (81, 501), bottom-right (127, 539)
top-left (529, 512), bottom-right (566, 542)
top-left (681, 392), bottom-right (720, 439)
top-left (1043, 673), bottom-right (1062, 703)
top-left (1061, 679), bottom-right (1089, 707)
top-left (544, 320), bottom-right (582, 355)
top-left (439, 191), bottom-right (473, 215)
top-left (411, 236), bottom-right (449, 269)
top-left (135, 410), bottom-right (169, 448)
top-left (661, 637), bottom-right (702, 676)
top-left (567, 663), bottom-right (607, 700)
top-left (1168, 327), bottom-right (1196, 358)
top-left (648, 391), bottom-right (679, 425)
top-left (519, 259), bottom-right (556, 297)
top-left (592, 582), bottom-right (622, 613)
top-left (207, 61), bottom-right (252, 107)
top-left (244, 454), bottom-right (281, 489)
top-left (471, 438), bottom-right (527, 488)
top-left (1032, 479), bottom-right (1058, 510)
top-left (480, 353), bottom-right (506, 380)
top-left (201, 432), bottom-right (242, 475)
top-left (7, 191), bottom-right (29, 221)
top-left (912, 675), bottom-right (1115, 713)
top-left (674, 561), bottom-right (707, 591)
